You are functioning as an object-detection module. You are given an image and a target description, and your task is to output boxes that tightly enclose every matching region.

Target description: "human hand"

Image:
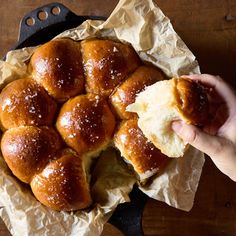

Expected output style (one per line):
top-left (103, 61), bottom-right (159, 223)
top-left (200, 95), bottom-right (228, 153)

top-left (172, 74), bottom-right (236, 181)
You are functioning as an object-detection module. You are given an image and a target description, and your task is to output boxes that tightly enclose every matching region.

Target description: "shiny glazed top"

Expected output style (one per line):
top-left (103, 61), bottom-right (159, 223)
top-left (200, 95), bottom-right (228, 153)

top-left (0, 38), bottom-right (208, 211)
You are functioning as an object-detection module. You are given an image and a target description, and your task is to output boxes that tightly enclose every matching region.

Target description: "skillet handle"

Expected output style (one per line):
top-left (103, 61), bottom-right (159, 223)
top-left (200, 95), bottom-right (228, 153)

top-left (14, 2), bottom-right (105, 51)
top-left (109, 186), bottom-right (148, 236)
top-left (16, 2), bottom-right (105, 49)
top-left (18, 3), bottom-right (77, 45)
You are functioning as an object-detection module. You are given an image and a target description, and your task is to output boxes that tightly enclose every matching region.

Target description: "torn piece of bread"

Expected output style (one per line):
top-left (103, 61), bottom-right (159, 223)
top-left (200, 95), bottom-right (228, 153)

top-left (127, 77), bottom-right (209, 158)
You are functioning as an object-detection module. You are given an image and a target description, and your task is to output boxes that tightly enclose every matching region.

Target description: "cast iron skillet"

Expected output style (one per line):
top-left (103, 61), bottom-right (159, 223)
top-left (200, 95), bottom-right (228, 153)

top-left (9, 2), bottom-right (148, 236)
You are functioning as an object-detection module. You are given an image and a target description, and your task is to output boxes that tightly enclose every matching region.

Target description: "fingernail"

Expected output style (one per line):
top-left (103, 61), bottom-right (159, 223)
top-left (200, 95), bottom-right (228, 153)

top-left (171, 121), bottom-right (183, 133)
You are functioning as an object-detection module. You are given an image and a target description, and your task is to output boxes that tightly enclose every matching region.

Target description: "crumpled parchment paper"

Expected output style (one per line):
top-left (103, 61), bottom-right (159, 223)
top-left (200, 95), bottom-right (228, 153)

top-left (0, 0), bottom-right (204, 235)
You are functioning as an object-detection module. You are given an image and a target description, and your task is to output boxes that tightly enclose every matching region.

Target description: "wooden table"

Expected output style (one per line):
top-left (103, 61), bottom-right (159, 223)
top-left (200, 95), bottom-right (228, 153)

top-left (1, 0), bottom-right (236, 235)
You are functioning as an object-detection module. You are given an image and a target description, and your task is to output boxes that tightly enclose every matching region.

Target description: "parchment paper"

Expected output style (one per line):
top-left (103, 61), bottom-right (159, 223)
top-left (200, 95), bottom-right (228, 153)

top-left (0, 0), bottom-right (205, 235)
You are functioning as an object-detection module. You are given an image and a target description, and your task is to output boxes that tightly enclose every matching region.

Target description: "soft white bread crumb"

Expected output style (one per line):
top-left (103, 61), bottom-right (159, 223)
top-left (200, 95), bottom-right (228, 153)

top-left (127, 80), bottom-right (187, 158)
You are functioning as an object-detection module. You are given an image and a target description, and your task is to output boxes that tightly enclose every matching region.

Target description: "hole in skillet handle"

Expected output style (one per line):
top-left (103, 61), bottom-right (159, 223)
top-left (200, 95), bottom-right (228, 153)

top-left (25, 17), bottom-right (35, 26)
top-left (37, 10), bottom-right (48, 21)
top-left (51, 6), bottom-right (61, 16)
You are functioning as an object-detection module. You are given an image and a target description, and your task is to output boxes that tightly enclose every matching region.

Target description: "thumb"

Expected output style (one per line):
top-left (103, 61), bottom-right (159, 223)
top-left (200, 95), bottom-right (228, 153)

top-left (172, 121), bottom-right (224, 158)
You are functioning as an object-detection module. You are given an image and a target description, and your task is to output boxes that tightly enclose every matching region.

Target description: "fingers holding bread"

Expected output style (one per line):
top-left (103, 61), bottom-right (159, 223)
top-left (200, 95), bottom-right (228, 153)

top-left (128, 77), bottom-right (209, 158)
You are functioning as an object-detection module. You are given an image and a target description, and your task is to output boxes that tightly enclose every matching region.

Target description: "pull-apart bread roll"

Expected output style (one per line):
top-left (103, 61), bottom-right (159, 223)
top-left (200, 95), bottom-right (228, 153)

top-left (31, 149), bottom-right (91, 211)
top-left (0, 78), bottom-right (57, 130)
top-left (128, 77), bottom-right (209, 158)
top-left (56, 94), bottom-right (116, 157)
top-left (114, 119), bottom-right (169, 181)
top-left (1, 126), bottom-right (62, 183)
top-left (81, 39), bottom-right (141, 96)
top-left (30, 38), bottom-right (85, 101)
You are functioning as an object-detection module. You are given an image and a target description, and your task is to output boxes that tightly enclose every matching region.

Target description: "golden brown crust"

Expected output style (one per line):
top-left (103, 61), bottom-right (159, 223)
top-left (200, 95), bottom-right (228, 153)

top-left (110, 65), bottom-right (165, 119)
top-left (0, 38), bottom-right (209, 211)
top-left (114, 119), bottom-right (169, 175)
top-left (56, 94), bottom-right (116, 156)
top-left (81, 39), bottom-right (141, 96)
top-left (1, 126), bottom-right (62, 183)
top-left (0, 78), bottom-right (57, 130)
top-left (174, 77), bottom-right (209, 126)
top-left (30, 38), bottom-right (85, 101)
top-left (30, 149), bottom-right (91, 211)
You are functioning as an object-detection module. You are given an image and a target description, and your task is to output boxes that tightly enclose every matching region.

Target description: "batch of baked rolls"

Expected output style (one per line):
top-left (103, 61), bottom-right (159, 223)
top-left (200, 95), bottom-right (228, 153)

top-left (0, 38), bottom-right (208, 211)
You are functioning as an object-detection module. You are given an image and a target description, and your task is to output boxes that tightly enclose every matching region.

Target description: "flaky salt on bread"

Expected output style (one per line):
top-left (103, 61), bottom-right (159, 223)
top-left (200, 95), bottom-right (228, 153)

top-left (2, 36), bottom-right (207, 211)
top-left (127, 77), bottom-right (209, 158)
top-left (0, 38), bottom-right (140, 211)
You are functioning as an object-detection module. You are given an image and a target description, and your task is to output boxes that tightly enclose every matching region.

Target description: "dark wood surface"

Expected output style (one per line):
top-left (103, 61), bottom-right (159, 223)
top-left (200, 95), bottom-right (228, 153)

top-left (0, 0), bottom-right (236, 235)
